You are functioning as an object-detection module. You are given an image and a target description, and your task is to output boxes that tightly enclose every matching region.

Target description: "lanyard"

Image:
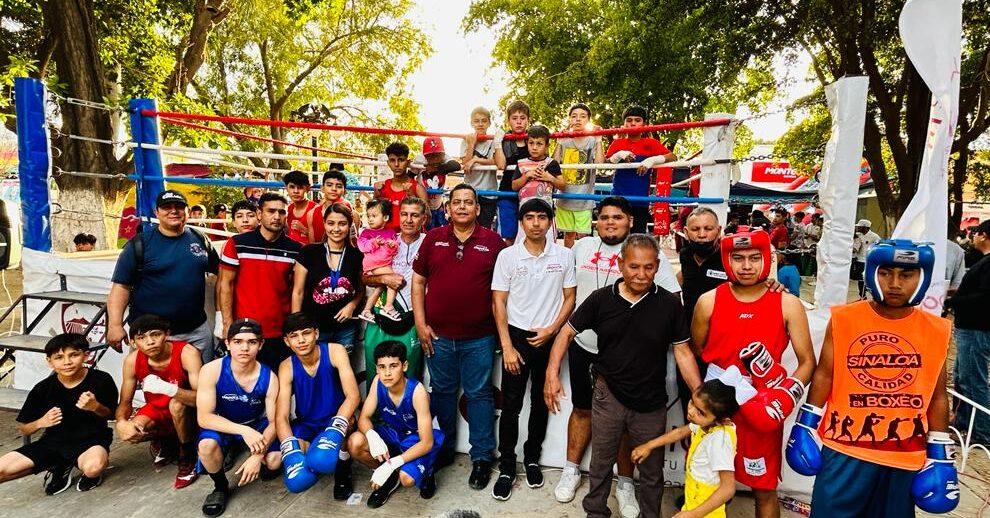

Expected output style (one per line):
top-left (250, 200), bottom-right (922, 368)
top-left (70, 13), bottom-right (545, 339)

top-left (325, 243), bottom-right (346, 289)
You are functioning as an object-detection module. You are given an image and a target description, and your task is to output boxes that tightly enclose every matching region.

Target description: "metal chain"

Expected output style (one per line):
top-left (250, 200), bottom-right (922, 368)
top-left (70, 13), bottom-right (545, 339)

top-left (49, 127), bottom-right (129, 146)
top-left (51, 168), bottom-right (130, 181)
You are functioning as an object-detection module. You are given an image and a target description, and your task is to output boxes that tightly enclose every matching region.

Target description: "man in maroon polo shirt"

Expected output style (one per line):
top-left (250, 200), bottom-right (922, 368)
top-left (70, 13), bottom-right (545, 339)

top-left (412, 183), bottom-right (505, 491)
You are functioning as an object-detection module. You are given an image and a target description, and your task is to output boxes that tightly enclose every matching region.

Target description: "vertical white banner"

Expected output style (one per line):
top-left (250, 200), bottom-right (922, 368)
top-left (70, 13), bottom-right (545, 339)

top-left (893, 0), bottom-right (962, 314)
top-left (813, 76), bottom-right (870, 309)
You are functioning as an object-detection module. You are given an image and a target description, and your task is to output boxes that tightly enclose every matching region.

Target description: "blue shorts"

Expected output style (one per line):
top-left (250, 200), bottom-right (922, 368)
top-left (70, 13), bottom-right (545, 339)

top-left (291, 419), bottom-right (327, 443)
top-left (497, 198), bottom-right (518, 239)
top-left (429, 207), bottom-right (447, 230)
top-left (810, 446), bottom-right (916, 518)
top-left (374, 425), bottom-right (444, 488)
top-left (319, 321), bottom-right (358, 352)
top-left (199, 418), bottom-right (279, 454)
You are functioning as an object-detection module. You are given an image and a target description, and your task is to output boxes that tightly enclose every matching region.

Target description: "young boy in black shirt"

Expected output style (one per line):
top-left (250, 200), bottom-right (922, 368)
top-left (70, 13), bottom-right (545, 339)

top-left (0, 333), bottom-right (118, 494)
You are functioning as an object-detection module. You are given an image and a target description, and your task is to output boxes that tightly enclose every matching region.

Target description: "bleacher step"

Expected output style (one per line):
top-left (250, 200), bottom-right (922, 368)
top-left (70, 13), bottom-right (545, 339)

top-left (0, 387), bottom-right (29, 411)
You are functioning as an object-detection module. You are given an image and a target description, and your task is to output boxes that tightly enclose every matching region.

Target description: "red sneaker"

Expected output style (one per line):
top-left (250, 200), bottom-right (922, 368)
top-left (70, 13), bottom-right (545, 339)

top-left (175, 460), bottom-right (199, 489)
top-left (151, 439), bottom-right (176, 470)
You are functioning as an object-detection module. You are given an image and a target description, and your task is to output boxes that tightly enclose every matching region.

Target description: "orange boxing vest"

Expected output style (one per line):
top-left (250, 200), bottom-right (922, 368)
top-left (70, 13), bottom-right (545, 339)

top-left (820, 300), bottom-right (950, 470)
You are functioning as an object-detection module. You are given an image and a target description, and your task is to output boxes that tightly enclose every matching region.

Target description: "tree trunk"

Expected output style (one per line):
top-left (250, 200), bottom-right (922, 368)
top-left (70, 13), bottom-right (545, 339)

top-left (164, 0), bottom-right (231, 97)
top-left (863, 116), bottom-right (898, 218)
top-left (899, 61), bottom-right (931, 213)
top-left (46, 0), bottom-right (128, 250)
top-left (949, 145), bottom-right (969, 239)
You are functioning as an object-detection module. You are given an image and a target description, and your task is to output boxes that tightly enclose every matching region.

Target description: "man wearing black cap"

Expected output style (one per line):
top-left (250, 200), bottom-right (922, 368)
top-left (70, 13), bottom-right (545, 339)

top-left (605, 106), bottom-right (678, 234)
top-left (108, 190), bottom-right (220, 361)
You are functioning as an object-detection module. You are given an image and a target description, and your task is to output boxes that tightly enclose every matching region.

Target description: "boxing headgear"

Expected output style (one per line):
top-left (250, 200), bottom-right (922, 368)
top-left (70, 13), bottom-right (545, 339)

top-left (720, 227), bottom-right (772, 283)
top-left (864, 239), bottom-right (934, 306)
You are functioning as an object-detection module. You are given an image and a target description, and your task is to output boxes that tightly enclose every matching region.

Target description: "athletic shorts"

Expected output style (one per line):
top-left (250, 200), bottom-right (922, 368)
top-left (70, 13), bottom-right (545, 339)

top-left (16, 438), bottom-right (110, 474)
top-left (810, 447), bottom-right (916, 518)
top-left (199, 418), bottom-right (278, 454)
top-left (374, 425), bottom-right (444, 488)
top-left (733, 411), bottom-right (783, 490)
top-left (135, 403), bottom-right (176, 436)
top-left (497, 198), bottom-right (519, 239)
top-left (478, 198), bottom-right (497, 229)
top-left (290, 419), bottom-right (327, 444)
top-left (568, 344), bottom-right (597, 411)
top-left (556, 207), bottom-right (593, 233)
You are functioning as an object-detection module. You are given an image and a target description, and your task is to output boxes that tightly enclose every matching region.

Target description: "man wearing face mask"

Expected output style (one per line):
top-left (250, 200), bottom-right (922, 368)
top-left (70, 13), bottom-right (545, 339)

top-left (677, 207), bottom-right (728, 319)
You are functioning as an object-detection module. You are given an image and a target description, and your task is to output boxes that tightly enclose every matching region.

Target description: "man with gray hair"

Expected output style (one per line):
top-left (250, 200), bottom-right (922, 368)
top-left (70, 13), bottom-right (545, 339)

top-left (546, 233), bottom-right (701, 518)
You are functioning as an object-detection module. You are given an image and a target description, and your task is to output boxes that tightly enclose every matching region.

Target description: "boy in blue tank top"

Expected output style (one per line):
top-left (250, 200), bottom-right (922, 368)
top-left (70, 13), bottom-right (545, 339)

top-left (347, 340), bottom-right (444, 508)
top-left (196, 319), bottom-right (281, 517)
top-left (274, 312), bottom-right (361, 500)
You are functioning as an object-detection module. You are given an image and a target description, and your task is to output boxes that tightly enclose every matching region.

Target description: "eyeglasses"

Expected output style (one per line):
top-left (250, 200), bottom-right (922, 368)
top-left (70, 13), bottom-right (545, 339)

top-left (456, 243), bottom-right (464, 262)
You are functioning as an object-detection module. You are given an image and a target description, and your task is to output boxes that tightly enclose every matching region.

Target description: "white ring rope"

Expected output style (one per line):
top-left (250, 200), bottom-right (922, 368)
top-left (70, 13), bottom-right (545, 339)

top-left (133, 142), bottom-right (728, 172)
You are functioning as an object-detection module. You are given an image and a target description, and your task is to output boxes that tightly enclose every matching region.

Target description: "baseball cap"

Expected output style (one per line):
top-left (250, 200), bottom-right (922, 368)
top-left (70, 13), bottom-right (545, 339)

top-left (156, 190), bottom-right (188, 208)
top-left (423, 136), bottom-right (444, 155)
top-left (227, 318), bottom-right (263, 340)
top-left (213, 203), bottom-right (228, 214)
top-left (975, 219), bottom-right (990, 236)
top-left (856, 219), bottom-right (872, 228)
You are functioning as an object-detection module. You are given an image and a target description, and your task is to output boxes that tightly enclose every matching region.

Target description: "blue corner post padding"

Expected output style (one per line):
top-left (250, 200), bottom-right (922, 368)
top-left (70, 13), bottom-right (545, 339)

top-left (128, 99), bottom-right (165, 232)
top-left (14, 77), bottom-right (52, 253)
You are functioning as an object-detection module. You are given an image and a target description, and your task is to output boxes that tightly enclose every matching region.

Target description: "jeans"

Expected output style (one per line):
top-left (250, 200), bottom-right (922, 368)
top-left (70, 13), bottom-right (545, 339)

top-left (952, 327), bottom-right (990, 443)
top-left (426, 334), bottom-right (496, 462)
top-left (497, 326), bottom-right (551, 473)
top-left (319, 320), bottom-right (358, 353)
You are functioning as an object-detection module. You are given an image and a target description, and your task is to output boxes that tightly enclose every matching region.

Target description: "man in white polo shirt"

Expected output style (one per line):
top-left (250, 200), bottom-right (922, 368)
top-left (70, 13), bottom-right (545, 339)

top-left (491, 198), bottom-right (577, 501)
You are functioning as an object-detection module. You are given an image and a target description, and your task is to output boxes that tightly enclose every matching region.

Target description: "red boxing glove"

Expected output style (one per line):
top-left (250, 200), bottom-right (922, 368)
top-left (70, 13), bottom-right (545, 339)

top-left (739, 341), bottom-right (786, 389)
top-left (777, 376), bottom-right (806, 406)
top-left (739, 387), bottom-right (796, 433)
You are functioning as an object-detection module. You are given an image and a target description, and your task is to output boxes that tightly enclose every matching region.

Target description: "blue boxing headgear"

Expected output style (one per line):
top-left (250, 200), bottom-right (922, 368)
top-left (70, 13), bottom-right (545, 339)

top-left (864, 239), bottom-right (934, 306)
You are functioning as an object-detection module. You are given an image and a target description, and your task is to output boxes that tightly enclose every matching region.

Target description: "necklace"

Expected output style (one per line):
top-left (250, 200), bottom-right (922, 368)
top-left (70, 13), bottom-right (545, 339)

top-left (325, 243), bottom-right (346, 289)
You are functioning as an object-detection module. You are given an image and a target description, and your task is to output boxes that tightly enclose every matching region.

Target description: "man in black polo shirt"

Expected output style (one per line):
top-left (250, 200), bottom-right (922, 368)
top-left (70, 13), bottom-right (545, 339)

top-left (678, 207), bottom-right (727, 318)
top-left (546, 234), bottom-right (701, 518)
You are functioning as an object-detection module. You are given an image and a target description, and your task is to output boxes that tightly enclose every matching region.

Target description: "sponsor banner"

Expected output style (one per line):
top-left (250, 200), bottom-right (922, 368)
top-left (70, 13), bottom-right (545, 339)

top-left (750, 161), bottom-right (798, 183)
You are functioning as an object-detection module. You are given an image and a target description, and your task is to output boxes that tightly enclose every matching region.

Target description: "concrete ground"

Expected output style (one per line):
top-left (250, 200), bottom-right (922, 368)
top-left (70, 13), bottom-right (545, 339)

top-left (0, 412), bottom-right (806, 518)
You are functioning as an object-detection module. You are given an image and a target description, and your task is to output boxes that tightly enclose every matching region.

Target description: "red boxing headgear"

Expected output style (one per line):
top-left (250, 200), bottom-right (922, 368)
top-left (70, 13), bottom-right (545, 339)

top-left (720, 227), bottom-right (772, 283)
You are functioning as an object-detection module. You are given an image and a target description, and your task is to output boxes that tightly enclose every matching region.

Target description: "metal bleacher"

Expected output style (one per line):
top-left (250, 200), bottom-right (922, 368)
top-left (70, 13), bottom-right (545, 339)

top-left (0, 275), bottom-right (110, 384)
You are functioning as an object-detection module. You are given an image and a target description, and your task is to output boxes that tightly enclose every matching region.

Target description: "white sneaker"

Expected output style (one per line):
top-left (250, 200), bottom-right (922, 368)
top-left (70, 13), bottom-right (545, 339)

top-left (615, 483), bottom-right (640, 518)
top-left (554, 469), bottom-right (582, 503)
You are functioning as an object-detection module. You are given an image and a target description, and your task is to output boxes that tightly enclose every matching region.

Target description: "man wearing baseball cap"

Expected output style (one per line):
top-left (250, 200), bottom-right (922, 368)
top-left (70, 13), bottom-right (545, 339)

top-left (108, 189), bottom-right (221, 361)
top-left (415, 136), bottom-right (461, 229)
top-left (852, 219), bottom-right (881, 299)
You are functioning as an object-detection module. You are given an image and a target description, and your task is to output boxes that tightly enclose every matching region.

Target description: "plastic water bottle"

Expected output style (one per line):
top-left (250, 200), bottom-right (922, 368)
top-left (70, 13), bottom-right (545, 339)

top-left (780, 496), bottom-right (811, 516)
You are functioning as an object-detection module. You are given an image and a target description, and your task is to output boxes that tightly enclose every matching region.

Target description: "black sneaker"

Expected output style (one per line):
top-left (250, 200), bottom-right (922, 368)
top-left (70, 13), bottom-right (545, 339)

top-left (468, 460), bottom-right (492, 490)
top-left (43, 465), bottom-right (73, 495)
top-left (333, 458), bottom-right (353, 501)
top-left (420, 473), bottom-right (437, 499)
top-left (525, 463), bottom-right (544, 488)
top-left (367, 470), bottom-right (401, 509)
top-left (76, 474), bottom-right (103, 492)
top-left (492, 472), bottom-right (513, 501)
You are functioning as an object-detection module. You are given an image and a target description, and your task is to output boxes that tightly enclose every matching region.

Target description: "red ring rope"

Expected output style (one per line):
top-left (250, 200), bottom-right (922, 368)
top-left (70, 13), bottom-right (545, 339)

top-left (159, 117), bottom-right (375, 159)
top-left (143, 109), bottom-right (732, 141)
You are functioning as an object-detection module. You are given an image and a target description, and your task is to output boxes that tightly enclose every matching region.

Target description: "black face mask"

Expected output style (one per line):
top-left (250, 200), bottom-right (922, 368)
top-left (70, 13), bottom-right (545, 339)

top-left (685, 240), bottom-right (716, 256)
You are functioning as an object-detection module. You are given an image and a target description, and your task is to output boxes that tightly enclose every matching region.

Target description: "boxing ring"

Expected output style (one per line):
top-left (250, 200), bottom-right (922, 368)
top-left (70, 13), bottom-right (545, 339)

top-left (12, 74), bottom-right (876, 505)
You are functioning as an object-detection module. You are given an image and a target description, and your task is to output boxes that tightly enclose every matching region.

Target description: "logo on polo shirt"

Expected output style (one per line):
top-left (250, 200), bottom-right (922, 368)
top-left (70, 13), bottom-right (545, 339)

top-left (435, 241), bottom-right (450, 247)
top-left (546, 262), bottom-right (564, 274)
top-left (473, 245), bottom-right (490, 252)
top-left (190, 243), bottom-right (208, 258)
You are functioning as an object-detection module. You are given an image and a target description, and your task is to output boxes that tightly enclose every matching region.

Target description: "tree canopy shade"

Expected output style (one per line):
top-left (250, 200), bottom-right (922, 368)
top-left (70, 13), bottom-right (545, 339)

top-left (469, 0), bottom-right (990, 226)
top-left (0, 0), bottom-right (430, 248)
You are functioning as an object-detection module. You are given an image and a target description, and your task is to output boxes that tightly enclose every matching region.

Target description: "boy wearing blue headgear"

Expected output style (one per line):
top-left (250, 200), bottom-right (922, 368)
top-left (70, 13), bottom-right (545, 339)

top-left (788, 240), bottom-right (958, 517)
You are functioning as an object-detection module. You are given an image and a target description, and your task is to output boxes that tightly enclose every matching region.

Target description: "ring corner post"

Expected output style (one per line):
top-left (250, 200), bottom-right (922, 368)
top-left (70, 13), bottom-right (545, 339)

top-left (128, 98), bottom-right (165, 231)
top-left (699, 113), bottom-right (734, 226)
top-left (14, 77), bottom-right (53, 253)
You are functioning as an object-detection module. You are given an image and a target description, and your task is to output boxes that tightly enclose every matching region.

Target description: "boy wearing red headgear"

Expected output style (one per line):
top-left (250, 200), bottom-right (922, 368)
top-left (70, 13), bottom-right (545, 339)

top-left (692, 227), bottom-right (816, 518)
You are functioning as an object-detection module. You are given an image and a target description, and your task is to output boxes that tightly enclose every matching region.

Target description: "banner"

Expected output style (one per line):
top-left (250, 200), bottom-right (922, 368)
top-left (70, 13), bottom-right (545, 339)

top-left (751, 161), bottom-right (798, 183)
top-left (892, 0), bottom-right (962, 315)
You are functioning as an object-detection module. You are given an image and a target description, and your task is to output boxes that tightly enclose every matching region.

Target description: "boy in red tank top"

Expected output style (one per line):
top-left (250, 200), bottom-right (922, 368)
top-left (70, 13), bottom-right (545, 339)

top-left (283, 170), bottom-right (321, 244)
top-left (787, 240), bottom-right (958, 517)
top-left (691, 228), bottom-right (816, 518)
top-left (115, 314), bottom-right (203, 489)
top-left (376, 142), bottom-right (428, 232)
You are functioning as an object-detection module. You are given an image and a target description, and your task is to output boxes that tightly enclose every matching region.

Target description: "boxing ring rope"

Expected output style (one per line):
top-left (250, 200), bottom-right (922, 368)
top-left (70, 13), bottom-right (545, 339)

top-left (144, 109), bottom-right (733, 140)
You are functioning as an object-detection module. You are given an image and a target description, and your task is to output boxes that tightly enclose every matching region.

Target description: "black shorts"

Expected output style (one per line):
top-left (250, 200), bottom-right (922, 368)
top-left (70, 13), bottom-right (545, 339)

top-left (850, 261), bottom-right (865, 281)
top-left (478, 197), bottom-right (497, 229)
top-left (568, 344), bottom-right (597, 411)
top-left (16, 438), bottom-right (110, 474)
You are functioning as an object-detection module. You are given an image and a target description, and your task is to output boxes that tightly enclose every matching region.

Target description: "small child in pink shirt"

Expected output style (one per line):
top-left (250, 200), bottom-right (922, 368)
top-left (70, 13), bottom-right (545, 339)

top-left (358, 198), bottom-right (401, 322)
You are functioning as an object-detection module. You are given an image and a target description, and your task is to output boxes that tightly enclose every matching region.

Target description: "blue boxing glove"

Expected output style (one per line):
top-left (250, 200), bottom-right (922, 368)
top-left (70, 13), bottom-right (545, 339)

top-left (786, 403), bottom-right (824, 476)
top-left (912, 431), bottom-right (960, 514)
top-left (280, 437), bottom-right (317, 493)
top-left (305, 415), bottom-right (349, 474)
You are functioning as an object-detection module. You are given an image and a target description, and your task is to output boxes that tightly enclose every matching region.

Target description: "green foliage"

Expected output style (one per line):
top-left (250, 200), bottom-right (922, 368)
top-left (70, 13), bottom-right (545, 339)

top-left (464, 0), bottom-right (782, 143)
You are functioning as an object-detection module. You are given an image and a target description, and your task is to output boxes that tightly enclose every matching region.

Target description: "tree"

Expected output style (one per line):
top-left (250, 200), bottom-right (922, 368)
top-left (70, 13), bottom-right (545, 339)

top-left (464, 0), bottom-right (782, 151)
